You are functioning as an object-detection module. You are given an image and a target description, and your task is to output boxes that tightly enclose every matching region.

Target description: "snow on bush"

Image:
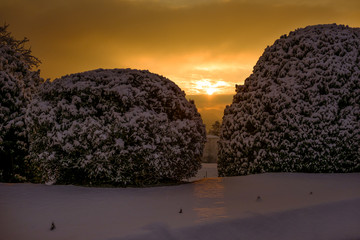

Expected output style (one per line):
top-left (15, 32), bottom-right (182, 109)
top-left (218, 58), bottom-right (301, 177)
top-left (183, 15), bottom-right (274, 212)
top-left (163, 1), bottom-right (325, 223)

top-left (218, 24), bottom-right (360, 176)
top-left (0, 25), bottom-right (43, 182)
top-left (27, 69), bottom-right (206, 185)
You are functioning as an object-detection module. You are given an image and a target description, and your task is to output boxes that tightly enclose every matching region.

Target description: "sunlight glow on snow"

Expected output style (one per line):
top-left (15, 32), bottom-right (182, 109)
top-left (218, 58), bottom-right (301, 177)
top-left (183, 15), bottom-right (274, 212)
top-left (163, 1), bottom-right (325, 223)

top-left (193, 178), bottom-right (227, 223)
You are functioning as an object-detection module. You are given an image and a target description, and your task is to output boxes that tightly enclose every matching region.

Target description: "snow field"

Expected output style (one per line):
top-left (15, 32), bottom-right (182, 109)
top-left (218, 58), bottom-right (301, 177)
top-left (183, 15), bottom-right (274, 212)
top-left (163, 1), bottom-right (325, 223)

top-left (1, 171), bottom-right (360, 240)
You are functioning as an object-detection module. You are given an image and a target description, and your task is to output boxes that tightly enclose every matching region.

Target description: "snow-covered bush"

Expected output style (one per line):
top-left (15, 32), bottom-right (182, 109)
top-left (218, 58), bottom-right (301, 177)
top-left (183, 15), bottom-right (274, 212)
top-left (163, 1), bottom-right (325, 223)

top-left (27, 69), bottom-right (206, 185)
top-left (219, 24), bottom-right (360, 176)
top-left (0, 25), bottom-right (43, 182)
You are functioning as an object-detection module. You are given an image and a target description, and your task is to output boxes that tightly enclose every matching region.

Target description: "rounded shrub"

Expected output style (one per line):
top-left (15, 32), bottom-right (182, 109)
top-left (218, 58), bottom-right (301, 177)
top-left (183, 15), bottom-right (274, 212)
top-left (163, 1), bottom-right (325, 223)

top-left (27, 69), bottom-right (206, 185)
top-left (219, 24), bottom-right (360, 176)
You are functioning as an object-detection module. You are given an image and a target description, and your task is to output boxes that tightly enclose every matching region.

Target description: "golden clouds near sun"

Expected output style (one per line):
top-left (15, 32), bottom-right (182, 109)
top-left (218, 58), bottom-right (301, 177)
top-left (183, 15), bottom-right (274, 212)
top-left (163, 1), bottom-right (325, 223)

top-left (194, 79), bottom-right (230, 95)
top-left (117, 52), bottom-right (257, 96)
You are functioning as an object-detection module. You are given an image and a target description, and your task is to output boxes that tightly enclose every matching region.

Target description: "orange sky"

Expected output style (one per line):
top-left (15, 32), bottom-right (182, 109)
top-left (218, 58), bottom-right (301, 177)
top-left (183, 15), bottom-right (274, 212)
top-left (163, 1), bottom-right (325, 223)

top-left (1, 0), bottom-right (359, 128)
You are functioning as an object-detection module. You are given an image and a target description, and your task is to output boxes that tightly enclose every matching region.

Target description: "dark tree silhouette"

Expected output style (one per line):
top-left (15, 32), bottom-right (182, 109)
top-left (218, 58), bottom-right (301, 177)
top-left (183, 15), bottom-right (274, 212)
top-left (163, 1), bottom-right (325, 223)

top-left (208, 121), bottom-right (221, 136)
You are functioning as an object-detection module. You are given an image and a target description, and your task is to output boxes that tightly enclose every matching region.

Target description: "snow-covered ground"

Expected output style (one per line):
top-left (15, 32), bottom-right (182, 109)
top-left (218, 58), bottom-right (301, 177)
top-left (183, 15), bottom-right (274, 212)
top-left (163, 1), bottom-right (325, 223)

top-left (1, 164), bottom-right (360, 240)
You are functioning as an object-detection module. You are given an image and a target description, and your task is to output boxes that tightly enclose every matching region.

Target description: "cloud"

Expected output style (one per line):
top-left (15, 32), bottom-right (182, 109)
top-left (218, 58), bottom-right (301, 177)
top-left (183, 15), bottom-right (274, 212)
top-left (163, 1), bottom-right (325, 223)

top-left (138, 51), bottom-right (258, 94)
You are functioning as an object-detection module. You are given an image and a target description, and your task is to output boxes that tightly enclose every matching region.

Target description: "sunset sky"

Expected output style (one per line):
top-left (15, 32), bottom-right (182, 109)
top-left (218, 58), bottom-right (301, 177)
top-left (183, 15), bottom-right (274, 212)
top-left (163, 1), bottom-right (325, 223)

top-left (1, 0), bottom-right (360, 128)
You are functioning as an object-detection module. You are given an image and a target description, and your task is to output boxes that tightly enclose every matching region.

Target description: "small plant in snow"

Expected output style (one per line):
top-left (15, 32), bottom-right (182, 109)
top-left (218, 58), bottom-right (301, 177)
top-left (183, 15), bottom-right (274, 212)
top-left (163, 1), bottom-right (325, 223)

top-left (27, 69), bottom-right (206, 186)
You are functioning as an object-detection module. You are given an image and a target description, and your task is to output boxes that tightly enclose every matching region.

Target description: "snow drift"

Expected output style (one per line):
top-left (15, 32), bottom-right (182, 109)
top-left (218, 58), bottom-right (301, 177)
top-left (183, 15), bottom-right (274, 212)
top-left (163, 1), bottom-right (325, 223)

top-left (26, 69), bottom-right (206, 185)
top-left (219, 24), bottom-right (360, 176)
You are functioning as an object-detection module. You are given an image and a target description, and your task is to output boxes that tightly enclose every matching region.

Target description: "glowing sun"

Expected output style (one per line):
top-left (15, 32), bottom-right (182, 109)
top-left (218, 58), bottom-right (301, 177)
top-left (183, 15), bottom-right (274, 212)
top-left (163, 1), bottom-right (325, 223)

top-left (194, 79), bottom-right (229, 95)
top-left (206, 87), bottom-right (217, 95)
